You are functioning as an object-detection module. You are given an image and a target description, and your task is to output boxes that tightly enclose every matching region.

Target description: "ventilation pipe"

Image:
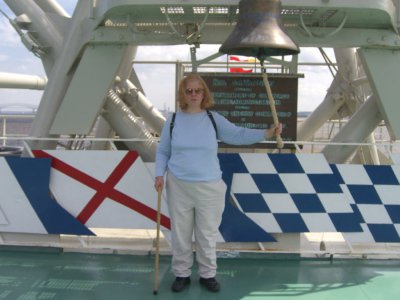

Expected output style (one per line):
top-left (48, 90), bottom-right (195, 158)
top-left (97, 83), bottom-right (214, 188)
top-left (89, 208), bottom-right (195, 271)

top-left (120, 79), bottom-right (166, 134)
top-left (102, 90), bottom-right (157, 162)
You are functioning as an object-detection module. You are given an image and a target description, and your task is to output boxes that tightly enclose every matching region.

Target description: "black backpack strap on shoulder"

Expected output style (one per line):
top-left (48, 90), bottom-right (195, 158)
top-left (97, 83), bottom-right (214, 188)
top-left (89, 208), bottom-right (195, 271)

top-left (169, 112), bottom-right (176, 138)
top-left (206, 110), bottom-right (218, 138)
top-left (170, 111), bottom-right (217, 138)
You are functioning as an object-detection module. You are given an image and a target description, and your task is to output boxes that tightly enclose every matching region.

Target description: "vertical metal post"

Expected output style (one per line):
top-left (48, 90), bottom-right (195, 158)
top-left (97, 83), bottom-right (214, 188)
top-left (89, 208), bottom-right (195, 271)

top-left (190, 46), bottom-right (197, 73)
top-left (22, 141), bottom-right (34, 157)
top-left (89, 0), bottom-right (97, 19)
top-left (175, 61), bottom-right (184, 112)
top-left (2, 118), bottom-right (6, 146)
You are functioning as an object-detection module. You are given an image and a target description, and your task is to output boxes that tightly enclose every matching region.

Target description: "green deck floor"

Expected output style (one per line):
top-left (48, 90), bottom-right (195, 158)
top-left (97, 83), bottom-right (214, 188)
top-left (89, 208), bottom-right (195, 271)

top-left (0, 247), bottom-right (400, 300)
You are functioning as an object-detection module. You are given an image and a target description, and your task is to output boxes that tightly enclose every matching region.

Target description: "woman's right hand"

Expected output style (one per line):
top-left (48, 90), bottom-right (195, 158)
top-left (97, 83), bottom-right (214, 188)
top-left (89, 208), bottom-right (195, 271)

top-left (154, 176), bottom-right (164, 192)
top-left (265, 122), bottom-right (282, 139)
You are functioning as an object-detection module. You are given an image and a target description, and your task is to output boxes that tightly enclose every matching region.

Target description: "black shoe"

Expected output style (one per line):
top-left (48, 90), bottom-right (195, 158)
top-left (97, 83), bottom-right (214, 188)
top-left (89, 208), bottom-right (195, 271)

top-left (199, 277), bottom-right (220, 292)
top-left (171, 277), bottom-right (191, 292)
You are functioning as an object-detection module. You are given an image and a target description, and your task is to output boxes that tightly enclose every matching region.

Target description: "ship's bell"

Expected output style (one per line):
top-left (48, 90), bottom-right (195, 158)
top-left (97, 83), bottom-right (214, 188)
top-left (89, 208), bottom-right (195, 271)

top-left (219, 0), bottom-right (300, 60)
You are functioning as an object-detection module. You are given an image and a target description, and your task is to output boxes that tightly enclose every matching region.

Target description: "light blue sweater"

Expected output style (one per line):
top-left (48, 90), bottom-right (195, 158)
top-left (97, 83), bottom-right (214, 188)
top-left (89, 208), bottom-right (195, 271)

top-left (155, 111), bottom-right (266, 182)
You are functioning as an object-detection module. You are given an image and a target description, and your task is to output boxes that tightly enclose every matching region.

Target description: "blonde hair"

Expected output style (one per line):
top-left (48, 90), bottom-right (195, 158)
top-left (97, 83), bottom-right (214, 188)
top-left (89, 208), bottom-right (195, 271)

top-left (177, 74), bottom-right (214, 110)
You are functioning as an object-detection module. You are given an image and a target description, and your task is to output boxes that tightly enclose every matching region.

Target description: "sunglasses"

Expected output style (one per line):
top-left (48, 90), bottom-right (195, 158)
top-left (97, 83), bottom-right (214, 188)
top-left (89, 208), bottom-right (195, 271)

top-left (184, 88), bottom-right (204, 95)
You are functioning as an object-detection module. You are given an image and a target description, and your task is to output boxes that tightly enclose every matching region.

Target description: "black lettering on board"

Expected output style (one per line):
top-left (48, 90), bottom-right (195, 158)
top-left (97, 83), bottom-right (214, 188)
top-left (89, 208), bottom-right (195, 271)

top-left (193, 73), bottom-right (300, 149)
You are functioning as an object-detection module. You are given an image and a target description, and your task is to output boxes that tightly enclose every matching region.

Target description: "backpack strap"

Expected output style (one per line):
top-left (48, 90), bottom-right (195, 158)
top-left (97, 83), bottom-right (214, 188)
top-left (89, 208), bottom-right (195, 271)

top-left (206, 110), bottom-right (218, 138)
top-left (169, 110), bottom-right (217, 138)
top-left (169, 112), bottom-right (176, 138)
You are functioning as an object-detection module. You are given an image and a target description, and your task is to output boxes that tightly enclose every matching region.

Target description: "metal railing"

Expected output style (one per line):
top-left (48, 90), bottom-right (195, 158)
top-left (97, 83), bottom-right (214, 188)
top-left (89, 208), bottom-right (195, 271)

top-left (1, 112), bottom-right (398, 164)
top-left (0, 113), bottom-right (35, 146)
top-left (1, 134), bottom-right (399, 163)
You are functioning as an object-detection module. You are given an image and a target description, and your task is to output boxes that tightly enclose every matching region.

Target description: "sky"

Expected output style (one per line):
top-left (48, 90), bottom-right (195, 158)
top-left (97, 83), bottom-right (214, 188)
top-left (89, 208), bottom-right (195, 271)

top-left (0, 0), bottom-right (335, 113)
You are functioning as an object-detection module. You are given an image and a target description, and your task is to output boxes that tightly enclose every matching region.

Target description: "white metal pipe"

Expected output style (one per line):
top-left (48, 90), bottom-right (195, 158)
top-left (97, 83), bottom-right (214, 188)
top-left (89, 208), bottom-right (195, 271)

top-left (116, 46), bottom-right (138, 80)
top-left (298, 48), bottom-right (360, 141)
top-left (26, 1), bottom-right (92, 150)
top-left (33, 0), bottom-right (70, 17)
top-left (351, 76), bottom-right (368, 87)
top-left (364, 134), bottom-right (380, 165)
top-left (297, 76), bottom-right (345, 141)
top-left (322, 96), bottom-right (382, 163)
top-left (103, 90), bottom-right (157, 162)
top-left (121, 79), bottom-right (166, 134)
top-left (4, 0), bottom-right (64, 59)
top-left (335, 48), bottom-right (358, 81)
top-left (333, 48), bottom-right (383, 164)
top-left (0, 72), bottom-right (47, 90)
top-left (90, 45), bottom-right (139, 149)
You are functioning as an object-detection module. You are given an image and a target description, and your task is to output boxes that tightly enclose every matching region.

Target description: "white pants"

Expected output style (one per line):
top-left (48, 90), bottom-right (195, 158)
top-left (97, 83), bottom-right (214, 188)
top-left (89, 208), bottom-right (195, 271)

top-left (166, 172), bottom-right (226, 278)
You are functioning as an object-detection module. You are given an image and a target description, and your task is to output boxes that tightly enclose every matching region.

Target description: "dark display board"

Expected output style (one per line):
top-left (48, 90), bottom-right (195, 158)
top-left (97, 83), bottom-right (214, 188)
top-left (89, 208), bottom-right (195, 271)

top-left (198, 73), bottom-right (299, 149)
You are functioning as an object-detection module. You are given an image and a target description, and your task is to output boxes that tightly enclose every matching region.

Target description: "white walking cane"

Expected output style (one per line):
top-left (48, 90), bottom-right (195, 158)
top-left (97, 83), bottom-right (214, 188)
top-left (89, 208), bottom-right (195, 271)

top-left (153, 189), bottom-right (162, 295)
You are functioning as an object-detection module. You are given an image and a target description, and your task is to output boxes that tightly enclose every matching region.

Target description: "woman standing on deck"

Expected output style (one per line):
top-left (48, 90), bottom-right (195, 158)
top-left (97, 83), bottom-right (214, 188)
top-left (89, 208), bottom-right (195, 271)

top-left (154, 74), bottom-right (282, 293)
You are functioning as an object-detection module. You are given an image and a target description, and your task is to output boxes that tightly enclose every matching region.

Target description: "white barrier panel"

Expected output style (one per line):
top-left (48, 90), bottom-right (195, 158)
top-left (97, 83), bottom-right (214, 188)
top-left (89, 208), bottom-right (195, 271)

top-left (0, 151), bottom-right (399, 244)
top-left (33, 150), bottom-right (170, 231)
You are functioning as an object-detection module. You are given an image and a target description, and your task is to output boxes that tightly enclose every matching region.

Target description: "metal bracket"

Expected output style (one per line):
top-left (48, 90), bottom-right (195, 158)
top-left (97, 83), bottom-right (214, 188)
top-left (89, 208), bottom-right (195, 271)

top-left (299, 10), bottom-right (348, 38)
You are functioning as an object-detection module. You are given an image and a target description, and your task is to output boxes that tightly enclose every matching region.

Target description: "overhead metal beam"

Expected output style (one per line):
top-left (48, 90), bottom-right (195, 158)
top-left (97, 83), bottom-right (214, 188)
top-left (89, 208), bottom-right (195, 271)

top-left (88, 26), bottom-right (400, 49)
